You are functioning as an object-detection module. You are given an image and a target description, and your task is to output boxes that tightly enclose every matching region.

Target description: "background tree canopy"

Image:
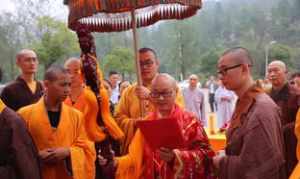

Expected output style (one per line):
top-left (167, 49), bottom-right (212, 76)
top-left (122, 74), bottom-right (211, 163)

top-left (0, 0), bottom-right (299, 82)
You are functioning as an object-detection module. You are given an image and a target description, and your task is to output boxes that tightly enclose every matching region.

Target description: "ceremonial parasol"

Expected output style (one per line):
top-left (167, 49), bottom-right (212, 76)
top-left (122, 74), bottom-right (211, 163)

top-left (64, 0), bottom-right (202, 87)
top-left (64, 1), bottom-right (202, 178)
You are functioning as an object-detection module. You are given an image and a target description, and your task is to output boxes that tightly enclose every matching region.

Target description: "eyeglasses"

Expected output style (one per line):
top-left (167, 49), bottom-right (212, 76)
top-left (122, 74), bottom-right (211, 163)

top-left (140, 60), bottom-right (154, 68)
top-left (150, 91), bottom-right (173, 99)
top-left (217, 64), bottom-right (243, 76)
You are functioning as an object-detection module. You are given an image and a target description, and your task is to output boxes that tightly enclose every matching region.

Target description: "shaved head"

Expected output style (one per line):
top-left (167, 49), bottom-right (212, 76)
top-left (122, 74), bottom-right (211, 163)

top-left (16, 49), bottom-right (36, 61)
top-left (221, 47), bottom-right (253, 66)
top-left (64, 57), bottom-right (81, 67)
top-left (267, 60), bottom-right (287, 89)
top-left (44, 65), bottom-right (69, 82)
top-left (152, 73), bottom-right (177, 90)
top-left (268, 60), bottom-right (287, 72)
top-left (150, 73), bottom-right (177, 116)
top-left (218, 47), bottom-right (254, 96)
top-left (189, 74), bottom-right (198, 80)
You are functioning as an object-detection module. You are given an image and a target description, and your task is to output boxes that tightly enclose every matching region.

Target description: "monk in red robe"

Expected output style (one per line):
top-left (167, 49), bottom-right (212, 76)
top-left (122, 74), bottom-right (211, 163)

top-left (99, 73), bottom-right (216, 179)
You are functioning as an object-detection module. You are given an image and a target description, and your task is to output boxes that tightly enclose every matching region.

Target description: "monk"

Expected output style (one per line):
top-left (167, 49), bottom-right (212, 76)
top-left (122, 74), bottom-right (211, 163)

top-left (99, 73), bottom-right (216, 179)
top-left (18, 65), bottom-right (95, 179)
top-left (64, 58), bottom-right (124, 178)
top-left (290, 109), bottom-right (300, 179)
top-left (0, 99), bottom-right (41, 179)
top-left (214, 47), bottom-right (286, 179)
top-left (115, 47), bottom-right (184, 155)
top-left (267, 60), bottom-right (300, 175)
top-left (64, 58), bottom-right (123, 143)
top-left (1, 49), bottom-right (43, 111)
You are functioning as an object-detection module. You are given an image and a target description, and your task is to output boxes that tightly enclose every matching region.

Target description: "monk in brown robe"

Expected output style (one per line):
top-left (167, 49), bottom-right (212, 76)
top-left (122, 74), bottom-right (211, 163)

top-left (0, 98), bottom-right (41, 179)
top-left (214, 47), bottom-right (286, 179)
top-left (1, 49), bottom-right (43, 111)
top-left (18, 65), bottom-right (95, 179)
top-left (267, 60), bottom-right (300, 176)
top-left (99, 73), bottom-right (216, 179)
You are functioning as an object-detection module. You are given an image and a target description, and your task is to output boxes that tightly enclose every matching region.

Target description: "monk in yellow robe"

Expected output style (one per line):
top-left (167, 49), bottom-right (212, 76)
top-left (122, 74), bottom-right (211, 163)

top-left (64, 58), bottom-right (124, 143)
top-left (18, 65), bottom-right (95, 179)
top-left (115, 47), bottom-right (184, 155)
top-left (290, 109), bottom-right (300, 179)
top-left (99, 73), bottom-right (216, 179)
top-left (64, 58), bottom-right (124, 178)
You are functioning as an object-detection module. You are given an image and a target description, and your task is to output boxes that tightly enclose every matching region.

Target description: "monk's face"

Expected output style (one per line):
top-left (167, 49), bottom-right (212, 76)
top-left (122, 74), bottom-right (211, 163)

top-left (189, 75), bottom-right (198, 88)
top-left (65, 60), bottom-right (84, 88)
top-left (290, 76), bottom-right (300, 94)
top-left (109, 74), bottom-right (119, 88)
top-left (217, 53), bottom-right (246, 92)
top-left (139, 51), bottom-right (159, 82)
top-left (46, 72), bottom-right (71, 102)
top-left (17, 51), bottom-right (38, 75)
top-left (150, 78), bottom-right (176, 115)
top-left (267, 63), bottom-right (287, 88)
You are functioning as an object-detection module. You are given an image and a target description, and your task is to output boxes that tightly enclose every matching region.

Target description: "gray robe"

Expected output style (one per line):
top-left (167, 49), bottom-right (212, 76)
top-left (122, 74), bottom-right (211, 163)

top-left (0, 107), bottom-right (41, 179)
top-left (219, 93), bottom-right (286, 179)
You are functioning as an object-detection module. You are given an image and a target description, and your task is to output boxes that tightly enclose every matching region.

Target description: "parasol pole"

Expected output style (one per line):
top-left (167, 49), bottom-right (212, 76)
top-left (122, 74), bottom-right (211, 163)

top-left (131, 9), bottom-right (145, 117)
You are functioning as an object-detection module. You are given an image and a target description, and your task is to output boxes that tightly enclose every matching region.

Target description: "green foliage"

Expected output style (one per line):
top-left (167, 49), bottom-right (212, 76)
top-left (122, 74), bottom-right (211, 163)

top-left (269, 44), bottom-right (292, 66)
top-left (102, 48), bottom-right (134, 80)
top-left (200, 50), bottom-right (222, 77)
top-left (2, 0), bottom-right (300, 82)
top-left (31, 16), bottom-right (79, 69)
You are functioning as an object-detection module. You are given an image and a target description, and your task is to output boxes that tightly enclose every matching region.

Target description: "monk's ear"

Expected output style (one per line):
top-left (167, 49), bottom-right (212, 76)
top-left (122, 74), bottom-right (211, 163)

top-left (155, 58), bottom-right (160, 66)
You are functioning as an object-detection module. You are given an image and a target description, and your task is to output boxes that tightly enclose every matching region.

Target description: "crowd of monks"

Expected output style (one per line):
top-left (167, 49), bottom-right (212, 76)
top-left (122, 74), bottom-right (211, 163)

top-left (0, 47), bottom-right (299, 179)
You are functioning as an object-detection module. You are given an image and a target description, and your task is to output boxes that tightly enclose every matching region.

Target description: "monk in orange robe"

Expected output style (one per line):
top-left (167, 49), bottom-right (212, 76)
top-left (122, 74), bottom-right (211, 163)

top-left (18, 65), bottom-right (95, 179)
top-left (99, 73), bottom-right (216, 179)
top-left (290, 109), bottom-right (300, 179)
top-left (115, 48), bottom-right (184, 155)
top-left (64, 58), bottom-right (124, 143)
top-left (64, 58), bottom-right (124, 178)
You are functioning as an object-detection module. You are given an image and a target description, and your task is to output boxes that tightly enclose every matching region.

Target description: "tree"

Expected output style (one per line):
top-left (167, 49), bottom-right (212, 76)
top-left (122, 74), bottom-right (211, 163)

top-left (31, 16), bottom-right (79, 69)
top-left (102, 48), bottom-right (135, 80)
top-left (269, 44), bottom-right (293, 68)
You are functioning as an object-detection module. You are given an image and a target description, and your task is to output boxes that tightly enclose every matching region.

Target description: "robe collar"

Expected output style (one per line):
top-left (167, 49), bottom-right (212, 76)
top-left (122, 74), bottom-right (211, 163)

top-left (229, 84), bottom-right (264, 130)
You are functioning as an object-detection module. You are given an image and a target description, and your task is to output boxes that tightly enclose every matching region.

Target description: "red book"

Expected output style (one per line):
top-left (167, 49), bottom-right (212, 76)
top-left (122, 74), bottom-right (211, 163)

top-left (136, 117), bottom-right (185, 150)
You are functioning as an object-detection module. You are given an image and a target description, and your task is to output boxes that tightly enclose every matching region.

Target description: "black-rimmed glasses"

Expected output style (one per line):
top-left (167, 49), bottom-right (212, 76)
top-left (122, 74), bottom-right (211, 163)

top-left (217, 64), bottom-right (243, 76)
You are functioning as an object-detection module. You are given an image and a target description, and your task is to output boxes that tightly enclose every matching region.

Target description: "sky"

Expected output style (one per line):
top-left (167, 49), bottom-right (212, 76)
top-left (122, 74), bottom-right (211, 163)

top-left (0, 0), bottom-right (15, 12)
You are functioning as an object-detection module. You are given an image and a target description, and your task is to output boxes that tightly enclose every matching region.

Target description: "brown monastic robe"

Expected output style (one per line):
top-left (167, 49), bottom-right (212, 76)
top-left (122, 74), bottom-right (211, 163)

top-left (219, 87), bottom-right (286, 179)
top-left (269, 83), bottom-right (300, 176)
top-left (0, 76), bottom-right (43, 111)
top-left (0, 104), bottom-right (41, 179)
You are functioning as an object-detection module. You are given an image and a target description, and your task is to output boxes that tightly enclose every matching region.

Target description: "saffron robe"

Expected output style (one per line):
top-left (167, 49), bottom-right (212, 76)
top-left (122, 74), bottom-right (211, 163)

top-left (0, 99), bottom-right (41, 179)
top-left (18, 98), bottom-right (95, 179)
top-left (64, 87), bottom-right (124, 142)
top-left (1, 76), bottom-right (43, 111)
top-left (269, 83), bottom-right (300, 175)
top-left (115, 83), bottom-right (185, 155)
top-left (219, 88), bottom-right (286, 179)
top-left (290, 109), bottom-right (300, 179)
top-left (115, 104), bottom-right (216, 179)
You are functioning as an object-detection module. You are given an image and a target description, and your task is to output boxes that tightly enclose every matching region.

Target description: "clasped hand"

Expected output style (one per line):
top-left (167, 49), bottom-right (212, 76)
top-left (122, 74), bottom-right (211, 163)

top-left (39, 147), bottom-right (70, 164)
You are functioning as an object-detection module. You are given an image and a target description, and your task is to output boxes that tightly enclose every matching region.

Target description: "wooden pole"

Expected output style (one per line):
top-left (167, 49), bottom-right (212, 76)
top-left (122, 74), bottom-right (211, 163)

top-left (131, 10), bottom-right (145, 117)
